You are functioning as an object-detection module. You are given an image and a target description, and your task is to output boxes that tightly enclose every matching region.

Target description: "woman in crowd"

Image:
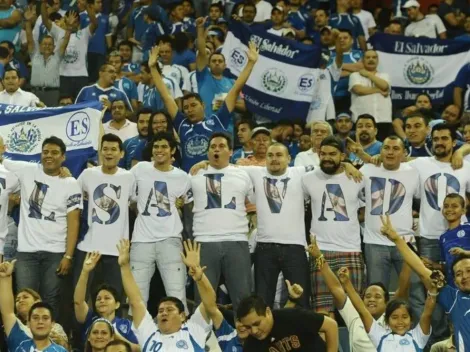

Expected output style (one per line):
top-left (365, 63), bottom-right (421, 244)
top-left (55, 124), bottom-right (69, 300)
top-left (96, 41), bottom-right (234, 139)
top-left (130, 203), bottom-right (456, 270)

top-left (74, 251), bottom-right (139, 351)
top-left (85, 318), bottom-right (115, 352)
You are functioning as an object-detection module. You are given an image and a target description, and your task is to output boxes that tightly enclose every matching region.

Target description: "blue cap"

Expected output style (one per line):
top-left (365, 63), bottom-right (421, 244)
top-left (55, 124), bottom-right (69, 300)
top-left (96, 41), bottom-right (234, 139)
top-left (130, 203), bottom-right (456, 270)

top-left (336, 112), bottom-right (352, 120)
top-left (122, 63), bottom-right (140, 74)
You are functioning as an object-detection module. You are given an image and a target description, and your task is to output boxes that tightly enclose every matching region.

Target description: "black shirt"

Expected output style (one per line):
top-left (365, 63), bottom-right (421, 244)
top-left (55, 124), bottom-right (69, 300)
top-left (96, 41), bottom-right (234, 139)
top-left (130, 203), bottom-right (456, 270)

top-left (243, 309), bottom-right (326, 352)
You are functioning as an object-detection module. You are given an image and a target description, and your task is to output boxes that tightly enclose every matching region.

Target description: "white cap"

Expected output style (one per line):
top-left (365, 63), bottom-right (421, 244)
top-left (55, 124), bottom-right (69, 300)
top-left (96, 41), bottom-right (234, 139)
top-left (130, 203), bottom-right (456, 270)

top-left (403, 0), bottom-right (420, 8)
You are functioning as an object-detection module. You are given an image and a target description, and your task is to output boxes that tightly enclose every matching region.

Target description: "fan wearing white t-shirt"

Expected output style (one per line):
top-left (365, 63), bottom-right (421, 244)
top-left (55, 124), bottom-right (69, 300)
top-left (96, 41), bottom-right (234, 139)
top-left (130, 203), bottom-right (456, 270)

top-left (74, 134), bottom-right (136, 297)
top-left (361, 137), bottom-right (419, 289)
top-left (130, 132), bottom-right (192, 310)
top-left (42, 1), bottom-right (97, 98)
top-left (191, 133), bottom-right (254, 312)
top-left (301, 136), bottom-right (365, 313)
top-left (0, 137), bottom-right (82, 318)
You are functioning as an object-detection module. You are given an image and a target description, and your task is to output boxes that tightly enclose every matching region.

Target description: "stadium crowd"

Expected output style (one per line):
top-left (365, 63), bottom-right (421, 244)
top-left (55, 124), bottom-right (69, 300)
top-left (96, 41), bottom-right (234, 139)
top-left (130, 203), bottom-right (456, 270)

top-left (1, 0), bottom-right (470, 351)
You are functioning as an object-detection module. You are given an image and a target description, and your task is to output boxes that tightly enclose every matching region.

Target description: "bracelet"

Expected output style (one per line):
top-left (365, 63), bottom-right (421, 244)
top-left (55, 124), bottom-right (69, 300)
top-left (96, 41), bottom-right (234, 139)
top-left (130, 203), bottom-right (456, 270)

top-left (427, 290), bottom-right (439, 297)
top-left (63, 255), bottom-right (73, 260)
top-left (314, 254), bottom-right (325, 270)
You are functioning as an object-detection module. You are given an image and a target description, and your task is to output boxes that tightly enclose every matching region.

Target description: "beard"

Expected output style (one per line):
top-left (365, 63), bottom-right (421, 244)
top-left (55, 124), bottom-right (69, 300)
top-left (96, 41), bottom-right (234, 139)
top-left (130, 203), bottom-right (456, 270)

top-left (320, 160), bottom-right (341, 174)
top-left (433, 145), bottom-right (451, 158)
top-left (359, 133), bottom-right (371, 144)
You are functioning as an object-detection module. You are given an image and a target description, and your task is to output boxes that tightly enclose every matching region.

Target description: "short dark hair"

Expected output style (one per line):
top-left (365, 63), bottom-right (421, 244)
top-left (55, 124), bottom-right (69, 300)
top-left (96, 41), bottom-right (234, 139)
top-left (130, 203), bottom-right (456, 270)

top-left (106, 340), bottom-right (131, 352)
top-left (152, 131), bottom-right (177, 150)
top-left (320, 135), bottom-right (345, 153)
top-left (237, 294), bottom-right (268, 319)
top-left (405, 112), bottom-right (429, 126)
top-left (101, 133), bottom-right (123, 151)
top-left (209, 2), bottom-right (223, 11)
top-left (49, 12), bottom-right (62, 22)
top-left (118, 40), bottom-right (133, 50)
top-left (366, 282), bottom-right (390, 303)
top-left (416, 92), bottom-right (432, 105)
top-left (182, 92), bottom-right (204, 106)
top-left (243, 1), bottom-right (257, 13)
top-left (99, 64), bottom-right (114, 72)
top-left (452, 254), bottom-right (470, 274)
top-left (156, 35), bottom-right (173, 48)
top-left (0, 46), bottom-right (8, 59)
top-left (28, 301), bottom-right (54, 321)
top-left (237, 118), bottom-right (255, 131)
top-left (316, 8), bottom-right (329, 16)
top-left (0, 40), bottom-right (14, 52)
top-left (93, 284), bottom-right (121, 309)
top-left (382, 135), bottom-right (405, 150)
top-left (431, 122), bottom-right (457, 141)
top-left (209, 132), bottom-right (233, 150)
top-left (3, 66), bottom-right (20, 79)
top-left (338, 28), bottom-right (353, 37)
top-left (444, 193), bottom-right (466, 208)
top-left (356, 113), bottom-right (377, 128)
top-left (158, 297), bottom-right (185, 314)
top-left (42, 136), bottom-right (66, 154)
top-left (137, 107), bottom-right (153, 120)
top-left (384, 299), bottom-right (413, 325)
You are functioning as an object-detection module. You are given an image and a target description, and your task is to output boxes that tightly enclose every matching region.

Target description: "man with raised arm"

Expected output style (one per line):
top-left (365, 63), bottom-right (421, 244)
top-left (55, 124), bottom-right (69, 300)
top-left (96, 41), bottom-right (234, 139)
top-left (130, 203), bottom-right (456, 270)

top-left (148, 43), bottom-right (259, 171)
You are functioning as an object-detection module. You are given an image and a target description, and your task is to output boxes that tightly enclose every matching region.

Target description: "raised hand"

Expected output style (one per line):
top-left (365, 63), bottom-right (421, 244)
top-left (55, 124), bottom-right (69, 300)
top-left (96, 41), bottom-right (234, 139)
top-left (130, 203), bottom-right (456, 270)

top-left (82, 251), bottom-right (101, 273)
top-left (246, 41), bottom-right (259, 63)
top-left (346, 137), bottom-right (363, 155)
top-left (180, 240), bottom-right (201, 269)
top-left (117, 239), bottom-right (131, 267)
top-left (24, 6), bottom-right (35, 21)
top-left (337, 267), bottom-right (350, 284)
top-left (306, 234), bottom-right (322, 258)
top-left (0, 260), bottom-right (16, 278)
top-left (286, 280), bottom-right (304, 300)
top-left (148, 46), bottom-right (160, 68)
top-left (195, 17), bottom-right (206, 27)
top-left (380, 214), bottom-right (399, 242)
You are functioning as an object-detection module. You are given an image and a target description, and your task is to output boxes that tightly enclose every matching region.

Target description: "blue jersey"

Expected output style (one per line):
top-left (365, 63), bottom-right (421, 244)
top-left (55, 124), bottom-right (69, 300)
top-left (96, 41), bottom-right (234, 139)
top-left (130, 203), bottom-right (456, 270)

top-left (116, 0), bottom-right (133, 20)
top-left (329, 13), bottom-right (365, 49)
top-left (173, 50), bottom-right (196, 71)
top-left (438, 285), bottom-right (470, 351)
top-left (121, 135), bottom-right (145, 169)
top-left (174, 103), bottom-right (232, 171)
top-left (287, 10), bottom-right (307, 30)
top-left (171, 18), bottom-right (196, 35)
top-left (196, 66), bottom-right (234, 117)
top-left (440, 223), bottom-right (470, 287)
top-left (7, 321), bottom-right (67, 352)
top-left (141, 22), bottom-right (166, 61)
top-left (115, 76), bottom-right (138, 102)
top-left (141, 85), bottom-right (165, 111)
top-left (231, 148), bottom-right (253, 164)
top-left (9, 58), bottom-right (28, 80)
top-left (349, 140), bottom-right (382, 165)
top-left (128, 6), bottom-right (150, 41)
top-left (455, 63), bottom-right (470, 112)
top-left (215, 319), bottom-right (243, 352)
top-left (75, 84), bottom-right (133, 122)
top-left (329, 50), bottom-right (362, 97)
top-left (83, 308), bottom-right (138, 344)
top-left (80, 12), bottom-right (111, 55)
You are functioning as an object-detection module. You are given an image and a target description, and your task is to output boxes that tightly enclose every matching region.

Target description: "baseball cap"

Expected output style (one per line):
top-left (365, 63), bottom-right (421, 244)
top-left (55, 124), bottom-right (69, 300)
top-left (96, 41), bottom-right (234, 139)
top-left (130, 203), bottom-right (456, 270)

top-left (272, 5), bottom-right (284, 13)
top-left (402, 0), bottom-right (420, 8)
top-left (282, 28), bottom-right (296, 37)
top-left (320, 25), bottom-right (332, 33)
top-left (251, 127), bottom-right (271, 139)
top-left (336, 112), bottom-right (352, 120)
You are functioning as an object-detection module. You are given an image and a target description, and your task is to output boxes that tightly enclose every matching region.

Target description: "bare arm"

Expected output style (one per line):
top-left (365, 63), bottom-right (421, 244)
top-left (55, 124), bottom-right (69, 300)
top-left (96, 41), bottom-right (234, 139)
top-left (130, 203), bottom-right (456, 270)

top-left (439, 32), bottom-right (447, 39)
top-left (87, 5), bottom-right (98, 34)
top-left (0, 9), bottom-right (22, 28)
top-left (73, 269), bottom-right (91, 322)
top-left (394, 262), bottom-right (412, 299)
top-left (393, 118), bottom-right (407, 140)
top-left (367, 73), bottom-right (389, 91)
top-left (65, 209), bottom-right (80, 260)
top-left (419, 289), bottom-right (438, 335)
top-left (342, 62), bottom-right (363, 72)
top-left (454, 87), bottom-right (463, 109)
top-left (351, 85), bottom-right (382, 96)
top-left (358, 36), bottom-right (367, 52)
top-left (25, 17), bottom-right (35, 55)
top-left (195, 17), bottom-right (208, 71)
top-left (41, 0), bottom-right (52, 32)
top-left (59, 30), bottom-right (72, 57)
top-left (0, 261), bottom-right (17, 336)
top-left (320, 316), bottom-right (339, 352)
top-left (225, 41), bottom-right (259, 113)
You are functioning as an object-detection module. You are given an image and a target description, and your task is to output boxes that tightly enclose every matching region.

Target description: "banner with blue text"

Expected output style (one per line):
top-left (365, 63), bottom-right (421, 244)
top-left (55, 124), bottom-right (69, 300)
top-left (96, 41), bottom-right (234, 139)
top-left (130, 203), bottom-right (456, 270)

top-left (222, 21), bottom-right (322, 121)
top-left (0, 102), bottom-right (102, 178)
top-left (369, 33), bottom-right (470, 106)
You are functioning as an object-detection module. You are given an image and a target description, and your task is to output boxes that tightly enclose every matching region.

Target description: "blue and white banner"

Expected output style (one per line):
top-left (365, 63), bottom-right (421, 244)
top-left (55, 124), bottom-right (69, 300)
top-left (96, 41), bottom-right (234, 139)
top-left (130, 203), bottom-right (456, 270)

top-left (222, 21), bottom-right (322, 121)
top-left (369, 33), bottom-right (470, 106)
top-left (0, 102), bottom-right (103, 178)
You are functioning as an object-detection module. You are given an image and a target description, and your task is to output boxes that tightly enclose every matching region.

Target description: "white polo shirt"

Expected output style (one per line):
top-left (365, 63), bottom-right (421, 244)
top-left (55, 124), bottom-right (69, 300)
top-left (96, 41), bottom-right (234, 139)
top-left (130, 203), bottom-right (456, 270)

top-left (103, 120), bottom-right (139, 142)
top-left (405, 15), bottom-right (446, 38)
top-left (294, 149), bottom-right (320, 167)
top-left (0, 89), bottom-right (40, 107)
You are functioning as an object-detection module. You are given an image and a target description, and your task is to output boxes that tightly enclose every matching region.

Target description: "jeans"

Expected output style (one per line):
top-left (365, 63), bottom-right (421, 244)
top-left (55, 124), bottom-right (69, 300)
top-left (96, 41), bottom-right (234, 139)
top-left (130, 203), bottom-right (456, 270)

top-left (3, 217), bottom-right (18, 262)
top-left (195, 241), bottom-right (252, 314)
top-left (73, 249), bottom-right (124, 300)
top-left (364, 244), bottom-right (403, 289)
top-left (130, 238), bottom-right (187, 312)
top-left (16, 251), bottom-right (64, 320)
top-left (417, 237), bottom-right (449, 346)
top-left (254, 243), bottom-right (310, 308)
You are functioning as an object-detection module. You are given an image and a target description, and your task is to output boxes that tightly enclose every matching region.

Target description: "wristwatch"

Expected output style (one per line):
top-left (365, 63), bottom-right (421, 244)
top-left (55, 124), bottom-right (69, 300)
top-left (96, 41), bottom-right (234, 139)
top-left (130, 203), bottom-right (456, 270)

top-left (63, 255), bottom-right (73, 260)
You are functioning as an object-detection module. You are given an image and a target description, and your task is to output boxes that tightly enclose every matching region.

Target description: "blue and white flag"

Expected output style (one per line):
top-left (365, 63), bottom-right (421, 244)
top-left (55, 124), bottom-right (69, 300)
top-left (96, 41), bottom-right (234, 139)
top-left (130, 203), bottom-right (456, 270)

top-left (370, 33), bottom-right (470, 106)
top-left (222, 21), bottom-right (322, 122)
top-left (0, 102), bottom-right (102, 178)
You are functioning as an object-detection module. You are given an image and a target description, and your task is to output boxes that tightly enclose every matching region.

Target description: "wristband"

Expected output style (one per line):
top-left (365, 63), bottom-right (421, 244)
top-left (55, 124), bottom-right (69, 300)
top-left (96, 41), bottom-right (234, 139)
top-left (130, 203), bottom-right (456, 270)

top-left (427, 290), bottom-right (438, 297)
top-left (64, 255), bottom-right (73, 260)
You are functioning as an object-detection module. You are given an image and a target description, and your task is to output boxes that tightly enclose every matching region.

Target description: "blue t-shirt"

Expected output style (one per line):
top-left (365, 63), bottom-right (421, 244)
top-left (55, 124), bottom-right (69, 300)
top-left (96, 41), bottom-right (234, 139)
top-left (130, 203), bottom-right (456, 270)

top-left (141, 85), bottom-right (168, 111)
top-left (349, 140), bottom-right (383, 165)
top-left (287, 10), bottom-right (307, 30)
top-left (174, 102), bottom-right (232, 171)
top-left (455, 63), bottom-right (470, 112)
top-left (121, 135), bottom-right (145, 169)
top-left (196, 66), bottom-right (235, 117)
top-left (329, 50), bottom-right (363, 97)
top-left (438, 285), bottom-right (470, 351)
top-left (9, 58), bottom-right (28, 80)
top-left (8, 321), bottom-right (67, 352)
top-left (329, 13), bottom-right (365, 49)
top-left (75, 84), bottom-right (133, 122)
top-left (83, 308), bottom-right (138, 344)
top-left (171, 18), bottom-right (196, 35)
top-left (173, 50), bottom-right (196, 71)
top-left (114, 76), bottom-right (138, 103)
top-left (141, 22), bottom-right (166, 61)
top-left (128, 6), bottom-right (149, 41)
top-left (215, 319), bottom-right (243, 352)
top-left (439, 223), bottom-right (470, 288)
top-left (231, 148), bottom-right (253, 164)
top-left (80, 12), bottom-right (111, 55)
top-left (116, 0), bottom-right (133, 20)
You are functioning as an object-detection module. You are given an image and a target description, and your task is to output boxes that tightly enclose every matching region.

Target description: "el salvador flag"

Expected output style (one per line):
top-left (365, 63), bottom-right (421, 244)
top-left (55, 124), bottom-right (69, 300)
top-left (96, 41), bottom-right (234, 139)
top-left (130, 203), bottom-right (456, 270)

top-left (221, 21), bottom-right (322, 122)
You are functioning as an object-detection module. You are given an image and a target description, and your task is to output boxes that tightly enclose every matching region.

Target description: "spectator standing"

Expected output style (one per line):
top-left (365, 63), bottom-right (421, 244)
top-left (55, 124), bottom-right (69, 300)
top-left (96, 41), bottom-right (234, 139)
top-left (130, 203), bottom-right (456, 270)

top-left (295, 121), bottom-right (332, 167)
top-left (349, 49), bottom-right (392, 141)
top-left (24, 7), bottom-right (70, 107)
top-left (130, 132), bottom-right (192, 311)
top-left (169, 2), bottom-right (195, 35)
top-left (404, 0), bottom-right (447, 38)
top-left (75, 64), bottom-right (133, 123)
top-left (237, 127), bottom-right (271, 167)
top-left (108, 51), bottom-right (138, 111)
top-left (157, 36), bottom-right (191, 92)
top-left (438, 0), bottom-right (465, 38)
top-left (329, 0), bottom-right (366, 51)
top-left (140, 7), bottom-right (166, 62)
top-left (232, 119), bottom-right (254, 163)
top-left (334, 112), bottom-right (354, 147)
top-left (351, 0), bottom-right (376, 41)
top-left (0, 68), bottom-right (41, 107)
top-left (404, 112), bottom-right (433, 157)
top-left (118, 40), bottom-right (133, 65)
top-left (249, 0), bottom-right (273, 22)
top-left (80, 0), bottom-right (113, 82)
top-left (268, 6), bottom-right (287, 36)
top-left (302, 136), bottom-right (365, 315)
top-left (0, 41), bottom-right (29, 88)
top-left (285, 0), bottom-right (307, 39)
top-left (120, 108), bottom-right (152, 170)
top-left (43, 1), bottom-right (98, 99)
top-left (0, 137), bottom-right (82, 319)
top-left (103, 100), bottom-right (138, 143)
top-left (0, 0), bottom-right (21, 51)
top-left (348, 114), bottom-right (383, 166)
